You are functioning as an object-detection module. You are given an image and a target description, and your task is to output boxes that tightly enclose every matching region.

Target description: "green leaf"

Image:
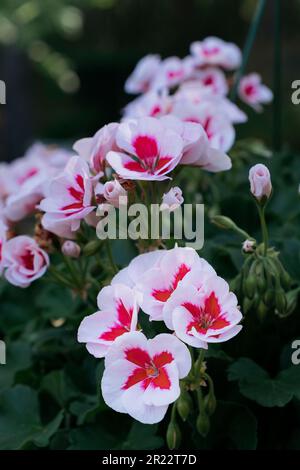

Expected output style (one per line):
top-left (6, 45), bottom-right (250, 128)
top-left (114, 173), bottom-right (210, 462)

top-left (41, 370), bottom-right (79, 407)
top-left (35, 284), bottom-right (79, 319)
top-left (121, 422), bottom-right (163, 450)
top-left (0, 341), bottom-right (32, 392)
top-left (68, 423), bottom-right (119, 450)
top-left (228, 358), bottom-right (300, 407)
top-left (0, 385), bottom-right (63, 449)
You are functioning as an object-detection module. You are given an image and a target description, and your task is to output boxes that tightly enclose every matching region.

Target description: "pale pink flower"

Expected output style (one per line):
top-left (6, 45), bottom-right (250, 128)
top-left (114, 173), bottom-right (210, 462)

top-left (78, 284), bottom-right (140, 358)
top-left (239, 73), bottom-right (273, 112)
top-left (163, 269), bottom-right (243, 348)
top-left (40, 156), bottom-right (95, 238)
top-left (2, 236), bottom-right (49, 288)
top-left (112, 250), bottom-right (166, 288)
top-left (160, 187), bottom-right (184, 212)
top-left (106, 117), bottom-right (183, 181)
top-left (125, 55), bottom-right (161, 94)
top-left (61, 240), bottom-right (81, 258)
top-left (98, 179), bottom-right (128, 208)
top-left (249, 164), bottom-right (272, 200)
top-left (242, 239), bottom-right (255, 253)
top-left (123, 91), bottom-right (171, 119)
top-left (73, 123), bottom-right (119, 173)
top-left (194, 67), bottom-right (228, 96)
top-left (190, 37), bottom-right (241, 70)
top-left (171, 99), bottom-right (235, 152)
top-left (135, 246), bottom-right (215, 321)
top-left (101, 331), bottom-right (191, 424)
top-left (151, 56), bottom-right (191, 91)
top-left (159, 114), bottom-right (232, 172)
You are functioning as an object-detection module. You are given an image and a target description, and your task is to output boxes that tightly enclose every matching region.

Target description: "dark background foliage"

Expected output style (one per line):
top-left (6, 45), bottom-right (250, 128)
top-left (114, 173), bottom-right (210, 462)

top-left (0, 0), bottom-right (300, 451)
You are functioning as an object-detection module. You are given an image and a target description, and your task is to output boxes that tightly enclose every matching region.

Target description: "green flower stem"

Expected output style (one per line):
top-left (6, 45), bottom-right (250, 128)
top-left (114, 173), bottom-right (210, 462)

top-left (231, 0), bottom-right (267, 101)
top-left (106, 239), bottom-right (118, 274)
top-left (256, 202), bottom-right (269, 256)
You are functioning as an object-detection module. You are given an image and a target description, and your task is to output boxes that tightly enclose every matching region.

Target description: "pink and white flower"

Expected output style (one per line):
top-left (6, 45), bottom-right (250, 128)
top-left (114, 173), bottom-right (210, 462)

top-left (61, 240), bottom-right (81, 258)
top-left (161, 187), bottom-right (184, 212)
top-left (73, 123), bottom-right (119, 173)
top-left (125, 54), bottom-right (161, 94)
top-left (194, 67), bottom-right (229, 96)
top-left (2, 236), bottom-right (49, 288)
top-left (159, 114), bottom-right (232, 172)
top-left (249, 163), bottom-right (272, 200)
top-left (106, 117), bottom-right (183, 181)
top-left (78, 284), bottom-right (140, 358)
top-left (163, 269), bottom-right (243, 348)
top-left (123, 91), bottom-right (171, 119)
top-left (135, 246), bottom-right (215, 321)
top-left (171, 99), bottom-right (235, 152)
top-left (98, 179), bottom-right (128, 208)
top-left (151, 56), bottom-right (191, 91)
top-left (238, 73), bottom-right (273, 112)
top-left (101, 331), bottom-right (191, 424)
top-left (40, 156), bottom-right (95, 238)
top-left (190, 37), bottom-right (241, 70)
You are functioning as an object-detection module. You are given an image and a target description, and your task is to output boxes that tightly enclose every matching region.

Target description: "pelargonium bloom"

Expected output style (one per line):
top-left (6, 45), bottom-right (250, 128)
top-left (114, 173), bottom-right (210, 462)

top-left (159, 114), bottom-right (232, 172)
top-left (135, 246), bottom-right (215, 321)
top-left (123, 91), bottom-right (171, 120)
top-left (190, 37), bottom-right (241, 70)
top-left (171, 99), bottom-right (235, 152)
top-left (194, 67), bottom-right (229, 96)
top-left (40, 156), bottom-right (95, 238)
top-left (160, 186), bottom-right (184, 212)
top-left (106, 117), bottom-right (183, 181)
top-left (163, 268), bottom-right (242, 348)
top-left (78, 284), bottom-right (140, 358)
top-left (101, 331), bottom-right (191, 424)
top-left (249, 163), bottom-right (272, 200)
top-left (125, 54), bottom-right (161, 94)
top-left (238, 73), bottom-right (273, 112)
top-left (2, 235), bottom-right (49, 288)
top-left (151, 57), bottom-right (191, 91)
top-left (73, 123), bottom-right (119, 173)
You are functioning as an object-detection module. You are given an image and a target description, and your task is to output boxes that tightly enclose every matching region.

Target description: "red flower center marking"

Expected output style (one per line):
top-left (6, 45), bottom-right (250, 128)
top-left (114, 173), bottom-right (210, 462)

top-left (201, 116), bottom-right (214, 140)
top-left (20, 249), bottom-right (34, 271)
top-left (150, 105), bottom-right (161, 116)
top-left (167, 69), bottom-right (183, 80)
top-left (203, 75), bottom-right (214, 86)
top-left (123, 348), bottom-right (173, 390)
top-left (244, 84), bottom-right (256, 97)
top-left (202, 46), bottom-right (220, 57)
top-left (99, 300), bottom-right (133, 342)
top-left (152, 263), bottom-right (190, 302)
top-left (124, 135), bottom-right (171, 175)
top-left (17, 167), bottom-right (39, 185)
top-left (61, 174), bottom-right (86, 215)
top-left (183, 292), bottom-right (230, 335)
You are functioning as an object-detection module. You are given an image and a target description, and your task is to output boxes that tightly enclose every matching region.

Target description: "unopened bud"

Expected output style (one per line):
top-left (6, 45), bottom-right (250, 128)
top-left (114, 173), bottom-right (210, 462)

top-left (177, 391), bottom-right (192, 421)
top-left (204, 393), bottom-right (216, 416)
top-left (61, 240), bottom-right (81, 258)
top-left (196, 411), bottom-right (210, 437)
top-left (83, 240), bottom-right (102, 256)
top-left (211, 215), bottom-right (237, 231)
top-left (249, 164), bottom-right (272, 201)
top-left (166, 421), bottom-right (181, 450)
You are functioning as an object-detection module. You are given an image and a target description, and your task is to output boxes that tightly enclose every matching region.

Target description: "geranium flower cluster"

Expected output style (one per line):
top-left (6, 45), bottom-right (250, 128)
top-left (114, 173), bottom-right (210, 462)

top-left (78, 246), bottom-right (242, 423)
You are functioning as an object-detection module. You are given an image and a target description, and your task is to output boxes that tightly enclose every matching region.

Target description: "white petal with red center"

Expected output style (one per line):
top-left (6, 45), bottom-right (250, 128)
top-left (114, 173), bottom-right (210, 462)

top-left (142, 362), bottom-right (180, 406)
top-left (148, 333), bottom-right (192, 378)
top-left (104, 331), bottom-right (148, 368)
top-left (101, 359), bottom-right (138, 413)
top-left (121, 381), bottom-right (169, 424)
top-left (172, 306), bottom-right (208, 348)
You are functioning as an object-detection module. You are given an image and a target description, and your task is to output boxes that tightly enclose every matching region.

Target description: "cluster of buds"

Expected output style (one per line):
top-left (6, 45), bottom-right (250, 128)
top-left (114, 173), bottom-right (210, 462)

top-left (213, 164), bottom-right (296, 320)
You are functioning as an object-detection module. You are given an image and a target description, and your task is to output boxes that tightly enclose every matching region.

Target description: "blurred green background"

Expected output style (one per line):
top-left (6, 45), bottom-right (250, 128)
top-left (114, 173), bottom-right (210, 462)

top-left (0, 0), bottom-right (299, 161)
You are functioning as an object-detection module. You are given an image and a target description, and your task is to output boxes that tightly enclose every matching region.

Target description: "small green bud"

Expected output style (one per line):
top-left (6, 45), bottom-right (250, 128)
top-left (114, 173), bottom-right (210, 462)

top-left (280, 270), bottom-right (291, 290)
top-left (83, 240), bottom-right (102, 256)
top-left (196, 411), bottom-right (210, 437)
top-left (257, 275), bottom-right (267, 293)
top-left (166, 421), bottom-right (181, 450)
top-left (210, 215), bottom-right (237, 231)
top-left (243, 296), bottom-right (253, 314)
top-left (264, 289), bottom-right (274, 305)
top-left (243, 275), bottom-right (256, 298)
top-left (177, 391), bottom-right (192, 421)
top-left (204, 393), bottom-right (217, 416)
top-left (275, 290), bottom-right (287, 314)
top-left (257, 300), bottom-right (268, 321)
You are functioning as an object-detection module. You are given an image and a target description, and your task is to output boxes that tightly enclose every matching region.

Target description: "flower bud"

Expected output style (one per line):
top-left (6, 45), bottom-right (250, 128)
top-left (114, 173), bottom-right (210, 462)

top-left (196, 411), bottom-right (210, 437)
top-left (83, 239), bottom-right (102, 256)
top-left (160, 187), bottom-right (184, 212)
top-left (166, 421), bottom-right (181, 450)
top-left (242, 239), bottom-right (255, 253)
top-left (249, 164), bottom-right (272, 201)
top-left (177, 390), bottom-right (193, 421)
top-left (204, 393), bottom-right (217, 416)
top-left (210, 215), bottom-right (237, 231)
top-left (61, 240), bottom-right (81, 258)
top-left (98, 179), bottom-right (128, 208)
